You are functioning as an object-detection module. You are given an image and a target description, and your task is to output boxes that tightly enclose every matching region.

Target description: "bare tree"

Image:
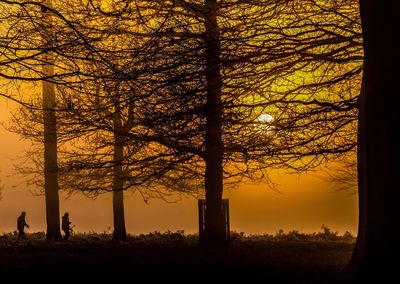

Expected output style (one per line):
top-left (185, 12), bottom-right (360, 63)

top-left (120, 0), bottom-right (362, 244)
top-left (1, 0), bottom-right (362, 246)
top-left (5, 5), bottom-right (202, 239)
top-left (0, 0), bottom-right (114, 239)
top-left (66, 0), bottom-right (363, 244)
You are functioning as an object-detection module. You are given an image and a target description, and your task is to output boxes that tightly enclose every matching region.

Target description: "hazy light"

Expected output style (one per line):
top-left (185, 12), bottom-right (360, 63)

top-left (257, 114), bottom-right (274, 124)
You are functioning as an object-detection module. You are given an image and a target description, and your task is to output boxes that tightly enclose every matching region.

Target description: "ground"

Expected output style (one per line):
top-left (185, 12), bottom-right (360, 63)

top-left (0, 232), bottom-right (354, 283)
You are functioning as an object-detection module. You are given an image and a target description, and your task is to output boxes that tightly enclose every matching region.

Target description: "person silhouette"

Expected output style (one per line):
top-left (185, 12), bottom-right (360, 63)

top-left (62, 212), bottom-right (73, 240)
top-left (17, 211), bottom-right (29, 238)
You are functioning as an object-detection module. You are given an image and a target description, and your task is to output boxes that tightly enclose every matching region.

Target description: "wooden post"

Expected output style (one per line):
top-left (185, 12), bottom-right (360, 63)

top-left (224, 199), bottom-right (230, 243)
top-left (198, 198), bottom-right (230, 244)
top-left (198, 199), bottom-right (205, 241)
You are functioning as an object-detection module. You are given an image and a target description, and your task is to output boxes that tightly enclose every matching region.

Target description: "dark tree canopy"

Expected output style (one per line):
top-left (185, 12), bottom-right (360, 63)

top-left (1, 0), bottom-right (362, 244)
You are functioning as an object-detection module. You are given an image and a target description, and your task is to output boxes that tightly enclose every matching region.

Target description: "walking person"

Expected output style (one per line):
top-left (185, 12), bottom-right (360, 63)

top-left (62, 212), bottom-right (73, 240)
top-left (17, 211), bottom-right (29, 238)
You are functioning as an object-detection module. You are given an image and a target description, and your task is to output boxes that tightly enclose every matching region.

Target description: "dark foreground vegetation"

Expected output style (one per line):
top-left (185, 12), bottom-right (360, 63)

top-left (0, 229), bottom-right (355, 283)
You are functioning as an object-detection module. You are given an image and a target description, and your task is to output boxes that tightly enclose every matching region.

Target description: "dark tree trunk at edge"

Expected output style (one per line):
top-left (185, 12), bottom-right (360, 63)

top-left (346, 76), bottom-right (366, 276)
top-left (348, 1), bottom-right (400, 281)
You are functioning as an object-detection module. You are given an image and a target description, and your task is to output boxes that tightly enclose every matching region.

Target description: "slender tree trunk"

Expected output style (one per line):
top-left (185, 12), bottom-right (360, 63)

top-left (42, 0), bottom-right (61, 240)
top-left (202, 0), bottom-right (225, 245)
top-left (112, 119), bottom-right (127, 241)
top-left (348, 1), bottom-right (400, 281)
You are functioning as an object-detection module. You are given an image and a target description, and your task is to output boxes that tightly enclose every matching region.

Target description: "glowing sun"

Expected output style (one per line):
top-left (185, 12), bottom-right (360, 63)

top-left (257, 114), bottom-right (274, 124)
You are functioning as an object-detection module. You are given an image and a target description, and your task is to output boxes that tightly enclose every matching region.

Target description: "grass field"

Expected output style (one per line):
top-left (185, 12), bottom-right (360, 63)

top-left (0, 230), bottom-right (355, 283)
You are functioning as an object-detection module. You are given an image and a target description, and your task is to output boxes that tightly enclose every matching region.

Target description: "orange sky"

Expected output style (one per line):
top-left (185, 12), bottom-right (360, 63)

top-left (0, 98), bottom-right (358, 235)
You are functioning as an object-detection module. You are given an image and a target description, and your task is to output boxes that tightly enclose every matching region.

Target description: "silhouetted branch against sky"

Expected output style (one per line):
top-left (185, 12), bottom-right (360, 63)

top-left (1, 0), bottom-right (361, 196)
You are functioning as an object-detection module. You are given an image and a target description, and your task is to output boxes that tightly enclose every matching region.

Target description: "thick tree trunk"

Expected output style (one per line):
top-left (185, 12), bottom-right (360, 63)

top-left (346, 77), bottom-right (366, 276)
top-left (349, 1), bottom-right (400, 281)
top-left (202, 0), bottom-right (226, 246)
top-left (42, 0), bottom-right (61, 241)
top-left (112, 129), bottom-right (127, 241)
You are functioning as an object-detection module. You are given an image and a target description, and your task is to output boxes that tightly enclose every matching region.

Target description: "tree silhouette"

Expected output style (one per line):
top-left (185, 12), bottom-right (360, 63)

top-left (0, 0), bottom-right (66, 240)
top-left (347, 1), bottom-right (400, 282)
top-left (0, 0), bottom-right (106, 239)
top-left (117, 0), bottom-right (362, 245)
top-left (5, 9), bottom-right (202, 239)
top-left (1, 0), bottom-right (363, 247)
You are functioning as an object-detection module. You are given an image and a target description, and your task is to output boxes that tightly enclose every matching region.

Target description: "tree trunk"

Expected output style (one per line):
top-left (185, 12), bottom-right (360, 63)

top-left (112, 127), bottom-right (127, 241)
top-left (346, 76), bottom-right (366, 276)
top-left (42, 0), bottom-right (61, 241)
top-left (202, 0), bottom-right (226, 246)
top-left (348, 1), bottom-right (400, 281)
